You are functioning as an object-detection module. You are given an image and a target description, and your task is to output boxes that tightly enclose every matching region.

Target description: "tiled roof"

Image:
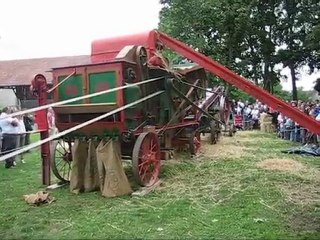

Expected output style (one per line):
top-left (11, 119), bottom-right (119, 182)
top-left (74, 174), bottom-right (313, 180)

top-left (0, 55), bottom-right (91, 87)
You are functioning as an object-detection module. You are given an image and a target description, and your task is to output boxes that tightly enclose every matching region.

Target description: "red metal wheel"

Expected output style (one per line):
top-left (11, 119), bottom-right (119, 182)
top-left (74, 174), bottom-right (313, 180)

top-left (132, 132), bottom-right (161, 186)
top-left (189, 131), bottom-right (201, 156)
top-left (51, 139), bottom-right (72, 182)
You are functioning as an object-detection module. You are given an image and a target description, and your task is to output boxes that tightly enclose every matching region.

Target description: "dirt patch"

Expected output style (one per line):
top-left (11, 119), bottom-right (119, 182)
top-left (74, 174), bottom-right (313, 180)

top-left (280, 183), bottom-right (320, 206)
top-left (257, 158), bottom-right (305, 172)
top-left (288, 213), bottom-right (320, 232)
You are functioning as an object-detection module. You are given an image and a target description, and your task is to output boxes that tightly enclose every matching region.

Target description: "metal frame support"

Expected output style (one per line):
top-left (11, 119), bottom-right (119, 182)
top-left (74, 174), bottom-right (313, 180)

top-left (155, 30), bottom-right (320, 134)
top-left (31, 74), bottom-right (51, 185)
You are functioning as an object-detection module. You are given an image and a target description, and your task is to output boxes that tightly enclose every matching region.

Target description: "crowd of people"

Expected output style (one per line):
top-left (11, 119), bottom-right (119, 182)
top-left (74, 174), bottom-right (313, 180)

top-left (232, 99), bottom-right (270, 131)
top-left (0, 106), bottom-right (34, 169)
top-left (232, 98), bottom-right (320, 145)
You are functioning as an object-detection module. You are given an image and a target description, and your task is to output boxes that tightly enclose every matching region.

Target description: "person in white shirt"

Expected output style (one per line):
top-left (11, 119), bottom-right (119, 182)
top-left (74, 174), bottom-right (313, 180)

top-left (0, 107), bottom-right (19, 168)
top-left (277, 113), bottom-right (285, 138)
top-left (244, 105), bottom-right (252, 129)
top-left (316, 112), bottom-right (320, 144)
top-left (251, 106), bottom-right (260, 128)
top-left (251, 107), bottom-right (260, 120)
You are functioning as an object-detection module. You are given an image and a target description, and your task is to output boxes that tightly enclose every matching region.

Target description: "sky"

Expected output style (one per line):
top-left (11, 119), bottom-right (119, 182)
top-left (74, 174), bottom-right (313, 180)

top-left (0, 0), bottom-right (318, 91)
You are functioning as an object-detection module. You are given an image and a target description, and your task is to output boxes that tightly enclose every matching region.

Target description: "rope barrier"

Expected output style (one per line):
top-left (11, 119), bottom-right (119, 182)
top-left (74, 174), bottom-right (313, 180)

top-left (0, 144), bottom-right (36, 155)
top-left (0, 130), bottom-right (42, 137)
top-left (3, 76), bottom-right (164, 120)
top-left (0, 90), bottom-right (164, 163)
top-left (47, 70), bottom-right (76, 93)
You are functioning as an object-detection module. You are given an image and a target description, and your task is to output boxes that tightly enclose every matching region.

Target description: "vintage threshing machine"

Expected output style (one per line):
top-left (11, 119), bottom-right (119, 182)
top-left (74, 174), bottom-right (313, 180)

top-left (47, 33), bottom-right (234, 187)
top-left (1, 30), bottom-right (320, 192)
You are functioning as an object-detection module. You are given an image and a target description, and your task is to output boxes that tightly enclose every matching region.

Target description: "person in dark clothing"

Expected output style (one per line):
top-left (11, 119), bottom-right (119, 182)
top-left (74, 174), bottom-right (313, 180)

top-left (23, 111), bottom-right (34, 147)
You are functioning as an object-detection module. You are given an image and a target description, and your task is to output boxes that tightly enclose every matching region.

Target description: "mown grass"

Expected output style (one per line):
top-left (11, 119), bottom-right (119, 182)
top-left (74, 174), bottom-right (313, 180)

top-left (0, 131), bottom-right (319, 239)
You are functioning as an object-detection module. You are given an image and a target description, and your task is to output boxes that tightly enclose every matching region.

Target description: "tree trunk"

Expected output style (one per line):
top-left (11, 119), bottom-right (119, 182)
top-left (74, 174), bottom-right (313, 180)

top-left (289, 65), bottom-right (298, 100)
top-left (263, 61), bottom-right (271, 92)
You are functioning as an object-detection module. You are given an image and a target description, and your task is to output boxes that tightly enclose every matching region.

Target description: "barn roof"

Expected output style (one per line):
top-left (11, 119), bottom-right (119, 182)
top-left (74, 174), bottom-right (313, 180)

top-left (0, 55), bottom-right (91, 87)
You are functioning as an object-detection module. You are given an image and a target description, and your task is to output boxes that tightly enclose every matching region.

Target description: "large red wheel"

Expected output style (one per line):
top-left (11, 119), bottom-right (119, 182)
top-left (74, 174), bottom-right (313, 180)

top-left (51, 139), bottom-right (72, 182)
top-left (132, 132), bottom-right (161, 186)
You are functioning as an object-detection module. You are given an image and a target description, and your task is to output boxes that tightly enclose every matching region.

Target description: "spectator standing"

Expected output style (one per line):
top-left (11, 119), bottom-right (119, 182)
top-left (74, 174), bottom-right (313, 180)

top-left (251, 106), bottom-right (260, 128)
top-left (23, 111), bottom-right (34, 147)
top-left (10, 107), bottom-right (21, 164)
top-left (17, 115), bottom-right (26, 163)
top-left (47, 107), bottom-right (57, 136)
top-left (277, 113), bottom-right (285, 138)
top-left (0, 107), bottom-right (19, 168)
top-left (284, 117), bottom-right (294, 141)
top-left (243, 105), bottom-right (252, 129)
top-left (315, 111), bottom-right (320, 145)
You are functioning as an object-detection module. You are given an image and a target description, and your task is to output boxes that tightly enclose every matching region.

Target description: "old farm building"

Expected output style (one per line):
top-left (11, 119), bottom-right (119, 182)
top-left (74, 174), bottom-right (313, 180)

top-left (0, 55), bottom-right (90, 108)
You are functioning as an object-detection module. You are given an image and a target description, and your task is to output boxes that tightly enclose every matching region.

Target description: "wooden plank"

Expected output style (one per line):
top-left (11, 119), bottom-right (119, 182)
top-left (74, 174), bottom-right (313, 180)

top-left (53, 104), bottom-right (118, 114)
top-left (131, 180), bottom-right (162, 197)
top-left (46, 182), bottom-right (68, 190)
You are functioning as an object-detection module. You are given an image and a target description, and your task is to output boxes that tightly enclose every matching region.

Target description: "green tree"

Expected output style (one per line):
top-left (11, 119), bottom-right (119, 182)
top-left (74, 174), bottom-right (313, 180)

top-left (244, 0), bottom-right (282, 92)
top-left (159, 0), bottom-right (257, 100)
top-left (276, 0), bottom-right (320, 100)
top-left (305, 24), bottom-right (320, 70)
top-left (159, 0), bottom-right (252, 70)
top-left (159, 0), bottom-right (320, 100)
top-left (159, 0), bottom-right (281, 93)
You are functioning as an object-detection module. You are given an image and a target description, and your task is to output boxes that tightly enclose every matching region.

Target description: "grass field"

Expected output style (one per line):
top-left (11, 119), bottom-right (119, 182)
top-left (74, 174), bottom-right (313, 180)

top-left (0, 131), bottom-right (319, 239)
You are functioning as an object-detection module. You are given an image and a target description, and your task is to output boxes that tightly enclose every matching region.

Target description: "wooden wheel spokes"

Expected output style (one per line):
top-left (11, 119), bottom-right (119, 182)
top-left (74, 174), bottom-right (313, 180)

top-left (219, 96), bottom-right (231, 124)
top-left (210, 121), bottom-right (219, 145)
top-left (51, 139), bottom-right (73, 182)
top-left (132, 132), bottom-right (161, 186)
top-left (193, 136), bottom-right (201, 154)
top-left (189, 131), bottom-right (201, 156)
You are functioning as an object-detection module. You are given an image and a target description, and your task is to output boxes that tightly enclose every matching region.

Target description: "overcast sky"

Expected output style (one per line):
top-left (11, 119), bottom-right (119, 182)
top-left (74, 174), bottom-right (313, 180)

top-left (0, 0), bottom-right (318, 91)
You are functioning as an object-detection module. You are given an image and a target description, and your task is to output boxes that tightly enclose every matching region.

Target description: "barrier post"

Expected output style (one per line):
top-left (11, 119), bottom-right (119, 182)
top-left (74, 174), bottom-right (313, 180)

top-left (31, 74), bottom-right (51, 186)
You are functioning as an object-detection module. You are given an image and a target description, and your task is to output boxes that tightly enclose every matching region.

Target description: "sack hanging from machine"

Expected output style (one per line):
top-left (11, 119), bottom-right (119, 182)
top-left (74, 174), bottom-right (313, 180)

top-left (70, 139), bottom-right (88, 193)
top-left (83, 139), bottom-right (100, 192)
top-left (96, 139), bottom-right (133, 197)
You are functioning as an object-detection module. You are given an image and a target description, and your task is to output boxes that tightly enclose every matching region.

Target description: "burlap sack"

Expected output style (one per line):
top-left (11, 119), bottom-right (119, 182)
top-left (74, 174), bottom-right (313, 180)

top-left (83, 140), bottom-right (100, 192)
top-left (96, 139), bottom-right (132, 197)
top-left (70, 139), bottom-right (88, 193)
top-left (23, 191), bottom-right (55, 205)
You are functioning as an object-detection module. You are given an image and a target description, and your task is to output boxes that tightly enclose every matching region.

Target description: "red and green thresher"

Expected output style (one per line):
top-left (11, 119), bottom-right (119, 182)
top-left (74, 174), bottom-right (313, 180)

top-left (1, 30), bottom-right (320, 189)
top-left (46, 32), bottom-right (235, 187)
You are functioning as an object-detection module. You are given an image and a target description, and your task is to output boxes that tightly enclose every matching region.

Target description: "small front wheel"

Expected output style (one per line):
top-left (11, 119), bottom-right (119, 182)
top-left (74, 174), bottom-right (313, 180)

top-left (51, 139), bottom-right (73, 182)
top-left (132, 132), bottom-right (161, 186)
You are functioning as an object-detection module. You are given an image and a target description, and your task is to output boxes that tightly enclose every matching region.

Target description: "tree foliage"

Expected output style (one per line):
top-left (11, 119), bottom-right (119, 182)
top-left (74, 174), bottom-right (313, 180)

top-left (159, 0), bottom-right (320, 100)
top-left (276, 0), bottom-right (320, 100)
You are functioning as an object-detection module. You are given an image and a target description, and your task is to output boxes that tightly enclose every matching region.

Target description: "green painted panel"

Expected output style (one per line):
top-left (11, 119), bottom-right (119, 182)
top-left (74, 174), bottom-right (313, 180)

top-left (124, 85), bottom-right (142, 129)
top-left (89, 71), bottom-right (117, 104)
top-left (58, 74), bottom-right (83, 104)
top-left (124, 85), bottom-right (141, 106)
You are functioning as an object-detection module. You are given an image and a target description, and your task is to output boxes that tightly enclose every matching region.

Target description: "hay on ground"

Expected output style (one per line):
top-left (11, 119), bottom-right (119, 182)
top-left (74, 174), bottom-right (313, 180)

top-left (201, 135), bottom-right (251, 159)
top-left (256, 158), bottom-right (305, 172)
top-left (280, 183), bottom-right (320, 206)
